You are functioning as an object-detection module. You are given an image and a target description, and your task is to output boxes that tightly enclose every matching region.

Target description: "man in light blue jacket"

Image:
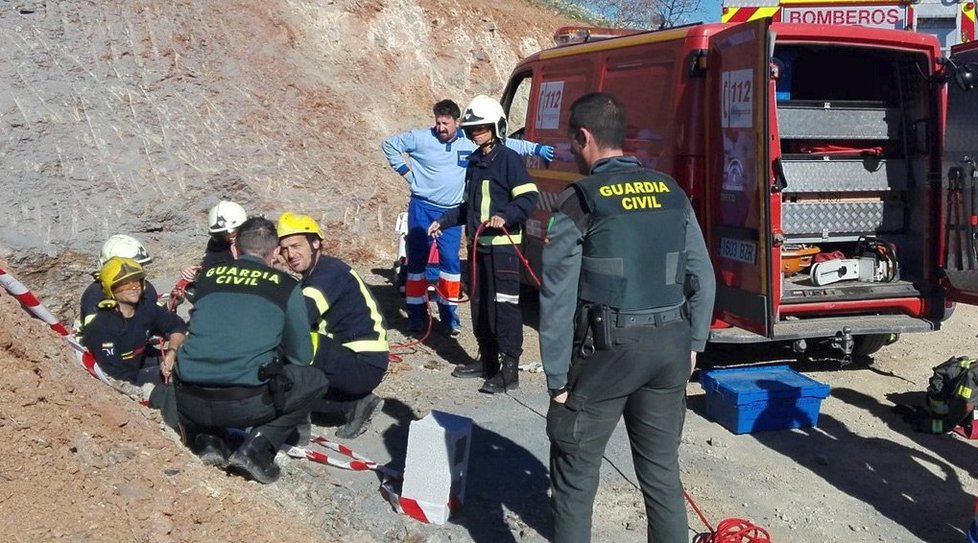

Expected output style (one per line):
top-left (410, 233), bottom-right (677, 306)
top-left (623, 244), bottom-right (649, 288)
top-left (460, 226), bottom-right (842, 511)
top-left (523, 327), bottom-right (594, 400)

top-left (382, 99), bottom-right (553, 340)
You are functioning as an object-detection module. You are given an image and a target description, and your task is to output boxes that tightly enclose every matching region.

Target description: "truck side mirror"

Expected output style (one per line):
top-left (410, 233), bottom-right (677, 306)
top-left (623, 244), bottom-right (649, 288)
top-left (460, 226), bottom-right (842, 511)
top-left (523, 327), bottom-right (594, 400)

top-left (953, 63), bottom-right (976, 92)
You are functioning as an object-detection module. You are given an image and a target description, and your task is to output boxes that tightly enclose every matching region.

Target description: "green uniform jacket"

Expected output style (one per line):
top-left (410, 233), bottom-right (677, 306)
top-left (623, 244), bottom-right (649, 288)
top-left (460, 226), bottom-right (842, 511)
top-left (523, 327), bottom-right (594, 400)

top-left (539, 156), bottom-right (716, 390)
top-left (176, 255), bottom-right (313, 386)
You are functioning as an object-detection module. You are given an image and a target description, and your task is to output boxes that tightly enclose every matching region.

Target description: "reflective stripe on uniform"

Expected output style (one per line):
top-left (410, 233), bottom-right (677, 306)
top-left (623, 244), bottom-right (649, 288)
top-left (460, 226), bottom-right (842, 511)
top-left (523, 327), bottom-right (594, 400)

top-left (511, 182), bottom-right (538, 197)
top-left (303, 286), bottom-right (330, 316)
top-left (349, 269), bottom-right (388, 349)
top-left (495, 292), bottom-right (519, 304)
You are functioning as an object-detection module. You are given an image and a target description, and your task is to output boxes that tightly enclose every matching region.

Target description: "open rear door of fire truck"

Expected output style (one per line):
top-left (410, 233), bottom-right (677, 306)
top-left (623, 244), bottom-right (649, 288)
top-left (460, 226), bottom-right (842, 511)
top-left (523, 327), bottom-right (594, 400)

top-left (942, 41), bottom-right (978, 305)
top-left (706, 18), bottom-right (776, 337)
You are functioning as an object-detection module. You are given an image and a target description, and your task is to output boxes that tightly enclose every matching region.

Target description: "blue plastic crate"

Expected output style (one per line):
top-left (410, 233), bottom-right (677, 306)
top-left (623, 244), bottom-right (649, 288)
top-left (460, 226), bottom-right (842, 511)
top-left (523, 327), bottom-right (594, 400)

top-left (699, 365), bottom-right (830, 434)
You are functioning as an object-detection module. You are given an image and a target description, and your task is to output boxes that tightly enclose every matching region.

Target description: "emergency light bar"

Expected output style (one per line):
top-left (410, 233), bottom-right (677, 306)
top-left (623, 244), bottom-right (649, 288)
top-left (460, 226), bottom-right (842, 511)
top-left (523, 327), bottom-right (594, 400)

top-left (552, 26), bottom-right (642, 46)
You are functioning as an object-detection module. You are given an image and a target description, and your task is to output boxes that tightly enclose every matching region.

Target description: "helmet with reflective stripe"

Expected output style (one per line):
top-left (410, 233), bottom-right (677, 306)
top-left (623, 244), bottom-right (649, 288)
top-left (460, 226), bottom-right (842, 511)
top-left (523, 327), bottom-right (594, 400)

top-left (99, 256), bottom-right (146, 299)
top-left (208, 200), bottom-right (248, 233)
top-left (277, 211), bottom-right (324, 240)
top-left (98, 234), bottom-right (151, 268)
top-left (460, 94), bottom-right (507, 142)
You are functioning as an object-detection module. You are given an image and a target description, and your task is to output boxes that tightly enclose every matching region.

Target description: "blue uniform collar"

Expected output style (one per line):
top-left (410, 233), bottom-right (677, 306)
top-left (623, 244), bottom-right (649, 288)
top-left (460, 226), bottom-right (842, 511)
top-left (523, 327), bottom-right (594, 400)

top-left (590, 155), bottom-right (642, 174)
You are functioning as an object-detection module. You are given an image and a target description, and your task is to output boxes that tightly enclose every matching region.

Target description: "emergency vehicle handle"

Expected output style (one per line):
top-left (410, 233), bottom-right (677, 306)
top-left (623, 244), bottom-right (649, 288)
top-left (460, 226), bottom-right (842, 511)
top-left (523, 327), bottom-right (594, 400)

top-left (499, 20), bottom-right (978, 361)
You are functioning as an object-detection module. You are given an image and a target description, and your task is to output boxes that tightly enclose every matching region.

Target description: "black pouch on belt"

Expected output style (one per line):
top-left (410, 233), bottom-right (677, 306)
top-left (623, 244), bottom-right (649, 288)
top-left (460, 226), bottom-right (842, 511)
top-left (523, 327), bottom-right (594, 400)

top-left (573, 305), bottom-right (595, 358)
top-left (258, 357), bottom-right (293, 412)
top-left (588, 303), bottom-right (613, 351)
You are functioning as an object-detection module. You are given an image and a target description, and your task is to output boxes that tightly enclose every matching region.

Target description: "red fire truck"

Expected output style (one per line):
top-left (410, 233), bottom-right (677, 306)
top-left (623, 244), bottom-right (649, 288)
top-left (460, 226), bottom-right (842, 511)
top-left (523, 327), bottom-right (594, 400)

top-left (722, 0), bottom-right (975, 54)
top-left (501, 20), bottom-right (978, 360)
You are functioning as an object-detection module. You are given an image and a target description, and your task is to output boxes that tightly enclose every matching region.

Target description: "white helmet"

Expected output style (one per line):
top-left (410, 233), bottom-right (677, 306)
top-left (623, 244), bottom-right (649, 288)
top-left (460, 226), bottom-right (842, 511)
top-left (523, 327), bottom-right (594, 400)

top-left (460, 95), bottom-right (507, 142)
top-left (98, 234), bottom-right (152, 268)
top-left (208, 200), bottom-right (248, 233)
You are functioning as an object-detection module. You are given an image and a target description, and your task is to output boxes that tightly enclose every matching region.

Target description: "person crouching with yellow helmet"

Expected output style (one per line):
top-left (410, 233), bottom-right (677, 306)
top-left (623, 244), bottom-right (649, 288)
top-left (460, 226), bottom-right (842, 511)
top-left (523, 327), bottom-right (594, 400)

top-left (81, 256), bottom-right (188, 386)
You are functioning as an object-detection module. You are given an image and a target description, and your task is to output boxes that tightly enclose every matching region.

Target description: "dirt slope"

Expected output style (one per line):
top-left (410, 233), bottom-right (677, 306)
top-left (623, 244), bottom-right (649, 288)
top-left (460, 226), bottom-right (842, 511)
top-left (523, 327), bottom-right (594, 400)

top-left (0, 0), bottom-right (575, 319)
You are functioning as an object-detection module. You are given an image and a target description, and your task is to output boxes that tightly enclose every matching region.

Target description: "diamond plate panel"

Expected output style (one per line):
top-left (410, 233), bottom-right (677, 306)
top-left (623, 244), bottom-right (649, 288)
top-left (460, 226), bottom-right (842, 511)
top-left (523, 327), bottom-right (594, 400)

top-left (782, 201), bottom-right (904, 236)
top-left (782, 159), bottom-right (907, 193)
top-left (778, 104), bottom-right (900, 140)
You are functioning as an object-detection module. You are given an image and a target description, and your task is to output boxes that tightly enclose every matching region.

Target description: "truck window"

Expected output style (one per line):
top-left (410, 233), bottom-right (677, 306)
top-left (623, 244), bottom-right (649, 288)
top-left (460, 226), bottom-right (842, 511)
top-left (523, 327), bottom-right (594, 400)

top-left (507, 72), bottom-right (532, 140)
top-left (602, 56), bottom-right (675, 168)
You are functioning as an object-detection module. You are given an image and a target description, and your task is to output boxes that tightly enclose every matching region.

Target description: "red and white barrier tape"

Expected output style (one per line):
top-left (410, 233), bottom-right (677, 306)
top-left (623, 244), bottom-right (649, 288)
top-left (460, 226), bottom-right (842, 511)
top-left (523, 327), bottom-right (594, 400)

top-left (0, 267), bottom-right (109, 382)
top-left (286, 433), bottom-right (461, 524)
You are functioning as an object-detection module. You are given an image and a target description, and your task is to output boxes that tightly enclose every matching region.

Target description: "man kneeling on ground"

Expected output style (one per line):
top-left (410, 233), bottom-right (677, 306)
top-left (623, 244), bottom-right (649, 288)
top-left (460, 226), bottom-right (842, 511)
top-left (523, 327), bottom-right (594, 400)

top-left (174, 217), bottom-right (327, 484)
top-left (277, 212), bottom-right (388, 439)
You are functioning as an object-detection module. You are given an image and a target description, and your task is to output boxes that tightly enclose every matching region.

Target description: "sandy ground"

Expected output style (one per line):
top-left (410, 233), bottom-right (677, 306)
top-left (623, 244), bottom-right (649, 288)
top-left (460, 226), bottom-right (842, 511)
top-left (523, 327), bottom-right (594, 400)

top-left (3, 259), bottom-right (978, 542)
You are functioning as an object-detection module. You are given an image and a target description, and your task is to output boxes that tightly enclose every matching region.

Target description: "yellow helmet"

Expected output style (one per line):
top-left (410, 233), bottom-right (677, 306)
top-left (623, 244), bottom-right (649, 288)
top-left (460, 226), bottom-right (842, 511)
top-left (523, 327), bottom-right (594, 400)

top-left (277, 212), bottom-right (324, 240)
top-left (99, 256), bottom-right (146, 299)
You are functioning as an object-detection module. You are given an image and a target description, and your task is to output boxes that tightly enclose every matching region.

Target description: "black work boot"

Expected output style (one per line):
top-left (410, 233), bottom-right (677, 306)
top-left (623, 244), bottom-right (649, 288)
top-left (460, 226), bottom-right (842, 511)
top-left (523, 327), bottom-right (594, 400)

top-left (453, 347), bottom-right (498, 379)
top-left (226, 433), bottom-right (280, 484)
top-left (479, 353), bottom-right (520, 394)
top-left (285, 413), bottom-right (312, 447)
top-left (335, 394), bottom-right (383, 440)
top-left (194, 433), bottom-right (230, 467)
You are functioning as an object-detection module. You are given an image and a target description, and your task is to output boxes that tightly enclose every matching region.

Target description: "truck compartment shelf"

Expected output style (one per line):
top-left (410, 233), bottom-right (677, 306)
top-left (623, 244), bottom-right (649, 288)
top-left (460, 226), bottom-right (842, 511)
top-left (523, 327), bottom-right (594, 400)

top-left (778, 101), bottom-right (901, 140)
top-left (781, 158), bottom-right (908, 193)
top-left (782, 200), bottom-right (904, 237)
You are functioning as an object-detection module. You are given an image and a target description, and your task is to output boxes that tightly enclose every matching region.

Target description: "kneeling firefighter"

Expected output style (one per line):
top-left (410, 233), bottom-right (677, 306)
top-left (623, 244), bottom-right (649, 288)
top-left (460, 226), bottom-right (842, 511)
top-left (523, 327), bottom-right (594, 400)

top-left (277, 212), bottom-right (388, 440)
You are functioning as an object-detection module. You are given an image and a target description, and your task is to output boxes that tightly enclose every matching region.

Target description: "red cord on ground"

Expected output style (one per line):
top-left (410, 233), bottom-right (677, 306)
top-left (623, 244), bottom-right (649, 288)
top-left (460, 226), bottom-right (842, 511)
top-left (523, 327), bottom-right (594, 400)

top-left (686, 490), bottom-right (772, 543)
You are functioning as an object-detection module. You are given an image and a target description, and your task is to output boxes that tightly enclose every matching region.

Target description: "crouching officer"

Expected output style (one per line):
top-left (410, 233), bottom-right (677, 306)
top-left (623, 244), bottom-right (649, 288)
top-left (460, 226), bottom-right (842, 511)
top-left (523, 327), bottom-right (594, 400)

top-left (540, 93), bottom-right (716, 543)
top-left (174, 217), bottom-right (326, 484)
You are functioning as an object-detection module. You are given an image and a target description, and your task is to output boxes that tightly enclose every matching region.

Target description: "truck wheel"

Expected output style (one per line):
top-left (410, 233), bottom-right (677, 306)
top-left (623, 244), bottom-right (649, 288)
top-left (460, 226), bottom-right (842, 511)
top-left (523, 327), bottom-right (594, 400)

top-left (852, 334), bottom-right (896, 357)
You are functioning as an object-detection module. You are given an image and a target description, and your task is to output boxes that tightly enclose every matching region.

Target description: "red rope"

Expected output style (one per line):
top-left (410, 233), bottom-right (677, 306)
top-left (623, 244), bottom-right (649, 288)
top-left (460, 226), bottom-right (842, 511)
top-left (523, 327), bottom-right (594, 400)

top-left (686, 489), bottom-right (771, 543)
top-left (388, 220), bottom-right (540, 360)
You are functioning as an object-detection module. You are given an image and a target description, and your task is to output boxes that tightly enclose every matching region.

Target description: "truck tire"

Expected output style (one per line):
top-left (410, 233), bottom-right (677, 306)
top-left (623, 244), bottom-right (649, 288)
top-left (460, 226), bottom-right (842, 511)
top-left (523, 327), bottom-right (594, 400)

top-left (852, 334), bottom-right (896, 357)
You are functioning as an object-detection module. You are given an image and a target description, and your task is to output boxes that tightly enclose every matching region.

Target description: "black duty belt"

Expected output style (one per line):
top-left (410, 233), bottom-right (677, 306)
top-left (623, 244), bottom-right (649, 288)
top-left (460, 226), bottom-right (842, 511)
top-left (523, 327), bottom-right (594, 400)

top-left (614, 306), bottom-right (686, 328)
top-left (175, 380), bottom-right (266, 401)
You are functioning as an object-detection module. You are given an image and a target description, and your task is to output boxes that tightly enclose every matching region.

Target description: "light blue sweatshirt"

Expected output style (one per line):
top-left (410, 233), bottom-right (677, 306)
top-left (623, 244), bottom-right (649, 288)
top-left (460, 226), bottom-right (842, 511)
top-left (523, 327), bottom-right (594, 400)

top-left (382, 128), bottom-right (542, 207)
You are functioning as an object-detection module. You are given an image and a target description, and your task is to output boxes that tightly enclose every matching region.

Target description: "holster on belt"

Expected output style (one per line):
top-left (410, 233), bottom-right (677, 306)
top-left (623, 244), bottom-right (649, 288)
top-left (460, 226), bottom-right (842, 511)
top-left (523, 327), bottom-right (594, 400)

top-left (588, 304), bottom-right (613, 351)
top-left (258, 357), bottom-right (293, 412)
top-left (574, 303), bottom-right (614, 357)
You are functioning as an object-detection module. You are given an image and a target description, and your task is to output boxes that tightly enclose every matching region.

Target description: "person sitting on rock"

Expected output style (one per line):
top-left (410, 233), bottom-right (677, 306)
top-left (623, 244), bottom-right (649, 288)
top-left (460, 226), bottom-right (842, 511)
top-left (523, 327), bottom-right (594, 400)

top-left (277, 211), bottom-right (388, 440)
top-left (80, 234), bottom-right (158, 333)
top-left (81, 256), bottom-right (186, 386)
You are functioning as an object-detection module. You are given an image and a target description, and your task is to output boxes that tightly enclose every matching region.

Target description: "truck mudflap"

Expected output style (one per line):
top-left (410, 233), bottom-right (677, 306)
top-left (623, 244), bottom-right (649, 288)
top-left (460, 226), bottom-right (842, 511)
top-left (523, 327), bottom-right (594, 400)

top-left (709, 314), bottom-right (936, 344)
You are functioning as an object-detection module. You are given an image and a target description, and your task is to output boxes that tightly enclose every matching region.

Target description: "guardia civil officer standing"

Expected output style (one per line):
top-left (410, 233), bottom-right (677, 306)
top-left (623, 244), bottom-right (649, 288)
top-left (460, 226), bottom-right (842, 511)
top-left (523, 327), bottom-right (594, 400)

top-left (540, 93), bottom-right (716, 542)
top-left (175, 217), bottom-right (326, 484)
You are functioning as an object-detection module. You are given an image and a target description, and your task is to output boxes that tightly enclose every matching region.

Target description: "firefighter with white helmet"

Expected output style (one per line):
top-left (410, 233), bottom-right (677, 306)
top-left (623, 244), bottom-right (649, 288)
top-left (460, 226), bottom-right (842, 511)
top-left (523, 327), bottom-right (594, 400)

top-left (172, 200), bottom-right (249, 307)
top-left (381, 99), bottom-right (553, 337)
top-left (80, 234), bottom-right (159, 331)
top-left (428, 94), bottom-right (540, 394)
top-left (81, 256), bottom-right (187, 385)
top-left (277, 211), bottom-right (388, 439)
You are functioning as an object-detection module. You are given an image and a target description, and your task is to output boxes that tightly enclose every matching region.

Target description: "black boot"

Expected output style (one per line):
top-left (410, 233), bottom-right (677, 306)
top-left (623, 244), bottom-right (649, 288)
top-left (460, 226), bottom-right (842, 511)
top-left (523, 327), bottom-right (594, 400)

top-left (226, 433), bottom-right (280, 484)
top-left (452, 348), bottom-right (496, 379)
top-left (194, 433), bottom-right (230, 467)
top-left (335, 394), bottom-right (383, 440)
top-left (479, 353), bottom-right (520, 394)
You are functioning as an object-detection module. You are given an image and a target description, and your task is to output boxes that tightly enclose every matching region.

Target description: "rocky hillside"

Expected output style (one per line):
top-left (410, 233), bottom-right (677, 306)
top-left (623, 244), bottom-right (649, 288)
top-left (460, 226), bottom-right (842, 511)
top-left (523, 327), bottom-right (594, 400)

top-left (0, 0), bottom-right (577, 318)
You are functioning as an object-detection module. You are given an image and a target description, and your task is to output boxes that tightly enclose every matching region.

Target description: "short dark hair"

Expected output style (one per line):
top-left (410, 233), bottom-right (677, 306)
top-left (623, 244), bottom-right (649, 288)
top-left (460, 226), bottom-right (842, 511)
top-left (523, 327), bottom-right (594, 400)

top-left (235, 217), bottom-right (279, 259)
top-left (433, 99), bottom-right (461, 119)
top-left (569, 92), bottom-right (627, 150)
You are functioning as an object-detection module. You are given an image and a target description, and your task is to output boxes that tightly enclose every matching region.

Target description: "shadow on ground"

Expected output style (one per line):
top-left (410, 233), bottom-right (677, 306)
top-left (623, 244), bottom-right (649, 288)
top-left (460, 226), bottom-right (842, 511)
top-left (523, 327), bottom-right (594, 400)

top-left (748, 387), bottom-right (971, 541)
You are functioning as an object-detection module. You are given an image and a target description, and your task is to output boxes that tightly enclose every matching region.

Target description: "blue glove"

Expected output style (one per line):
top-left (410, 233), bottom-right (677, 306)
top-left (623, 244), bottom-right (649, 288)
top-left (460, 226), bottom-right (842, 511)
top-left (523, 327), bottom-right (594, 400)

top-left (535, 144), bottom-right (555, 162)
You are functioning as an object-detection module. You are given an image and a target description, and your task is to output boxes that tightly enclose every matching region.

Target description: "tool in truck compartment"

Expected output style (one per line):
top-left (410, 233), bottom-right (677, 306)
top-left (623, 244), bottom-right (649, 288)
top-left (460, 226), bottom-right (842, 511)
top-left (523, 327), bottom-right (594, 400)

top-left (809, 237), bottom-right (898, 286)
top-left (947, 165), bottom-right (969, 270)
